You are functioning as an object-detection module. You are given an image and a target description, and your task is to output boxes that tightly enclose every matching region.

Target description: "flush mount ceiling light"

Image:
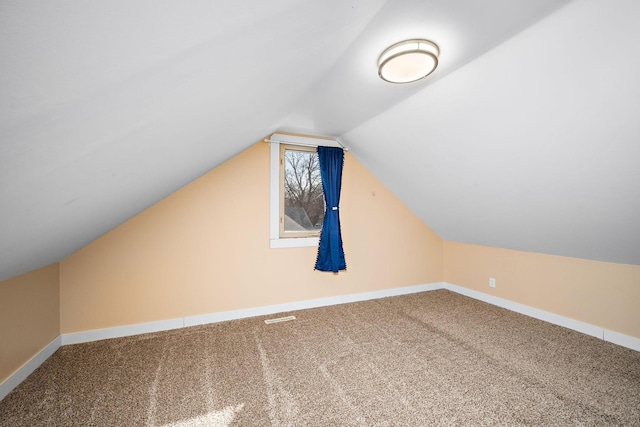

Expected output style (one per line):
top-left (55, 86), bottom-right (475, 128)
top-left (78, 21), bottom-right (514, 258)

top-left (378, 39), bottom-right (439, 84)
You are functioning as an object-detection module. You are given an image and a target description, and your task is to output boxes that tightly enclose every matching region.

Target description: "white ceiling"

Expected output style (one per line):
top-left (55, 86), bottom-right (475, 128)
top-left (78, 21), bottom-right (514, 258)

top-left (1, 0), bottom-right (638, 281)
top-left (345, 0), bottom-right (640, 265)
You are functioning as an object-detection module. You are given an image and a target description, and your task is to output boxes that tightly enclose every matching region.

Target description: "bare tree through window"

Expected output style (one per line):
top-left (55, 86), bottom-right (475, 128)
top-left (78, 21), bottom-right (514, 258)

top-left (282, 147), bottom-right (324, 233)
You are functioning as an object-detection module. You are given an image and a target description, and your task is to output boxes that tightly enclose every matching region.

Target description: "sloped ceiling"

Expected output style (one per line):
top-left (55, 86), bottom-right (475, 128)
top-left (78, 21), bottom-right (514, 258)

top-left (1, 0), bottom-right (637, 281)
top-left (344, 0), bottom-right (640, 266)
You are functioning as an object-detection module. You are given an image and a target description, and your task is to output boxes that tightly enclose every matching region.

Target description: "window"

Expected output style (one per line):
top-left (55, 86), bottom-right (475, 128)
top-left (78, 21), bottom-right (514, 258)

top-left (269, 133), bottom-right (342, 249)
top-left (280, 144), bottom-right (323, 238)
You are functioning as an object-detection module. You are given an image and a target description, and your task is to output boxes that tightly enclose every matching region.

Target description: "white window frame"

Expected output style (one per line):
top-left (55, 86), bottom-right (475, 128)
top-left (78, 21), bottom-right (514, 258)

top-left (269, 133), bottom-right (343, 249)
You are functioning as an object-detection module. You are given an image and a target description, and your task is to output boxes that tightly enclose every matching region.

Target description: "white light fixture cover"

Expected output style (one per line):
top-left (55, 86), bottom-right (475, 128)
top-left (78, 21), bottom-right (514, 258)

top-left (378, 39), bottom-right (439, 84)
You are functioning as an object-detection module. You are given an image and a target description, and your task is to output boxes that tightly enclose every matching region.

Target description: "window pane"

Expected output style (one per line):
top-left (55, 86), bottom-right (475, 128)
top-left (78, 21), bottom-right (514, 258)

top-left (283, 148), bottom-right (323, 233)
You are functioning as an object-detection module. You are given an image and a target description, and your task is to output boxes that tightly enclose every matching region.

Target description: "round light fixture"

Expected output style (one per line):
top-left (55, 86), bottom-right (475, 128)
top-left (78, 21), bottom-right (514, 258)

top-left (378, 39), bottom-right (439, 84)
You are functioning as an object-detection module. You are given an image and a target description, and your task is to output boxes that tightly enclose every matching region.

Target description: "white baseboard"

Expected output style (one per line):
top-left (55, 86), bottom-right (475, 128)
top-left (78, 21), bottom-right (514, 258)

top-left (61, 283), bottom-right (446, 342)
top-left (61, 318), bottom-right (185, 345)
top-left (0, 335), bottom-right (61, 401)
top-left (4, 280), bottom-right (639, 402)
top-left (443, 282), bottom-right (640, 352)
top-left (59, 282), bottom-right (639, 352)
top-left (185, 282), bottom-right (446, 327)
top-left (603, 329), bottom-right (640, 352)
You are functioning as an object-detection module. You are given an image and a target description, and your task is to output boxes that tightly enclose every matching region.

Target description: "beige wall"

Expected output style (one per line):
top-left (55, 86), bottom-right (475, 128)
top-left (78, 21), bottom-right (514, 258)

top-left (443, 241), bottom-right (640, 338)
top-left (3, 140), bottom-right (639, 390)
top-left (0, 263), bottom-right (60, 384)
top-left (60, 142), bottom-right (443, 333)
top-left (5, 140), bottom-right (638, 389)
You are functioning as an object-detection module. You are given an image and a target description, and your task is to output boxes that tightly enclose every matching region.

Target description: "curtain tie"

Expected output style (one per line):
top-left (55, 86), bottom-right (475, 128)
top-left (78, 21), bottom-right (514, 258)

top-left (331, 206), bottom-right (338, 210)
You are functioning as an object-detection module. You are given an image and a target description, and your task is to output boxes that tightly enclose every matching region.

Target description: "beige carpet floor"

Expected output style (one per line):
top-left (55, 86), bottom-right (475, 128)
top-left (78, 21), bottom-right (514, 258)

top-left (1, 290), bottom-right (639, 426)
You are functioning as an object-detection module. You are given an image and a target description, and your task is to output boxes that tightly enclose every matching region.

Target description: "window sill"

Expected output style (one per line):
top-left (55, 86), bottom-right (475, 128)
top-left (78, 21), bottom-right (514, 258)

top-left (270, 237), bottom-right (319, 249)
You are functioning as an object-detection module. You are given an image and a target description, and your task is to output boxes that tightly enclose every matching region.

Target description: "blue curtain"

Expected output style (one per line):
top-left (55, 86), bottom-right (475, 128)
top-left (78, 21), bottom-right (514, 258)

top-left (315, 146), bottom-right (346, 272)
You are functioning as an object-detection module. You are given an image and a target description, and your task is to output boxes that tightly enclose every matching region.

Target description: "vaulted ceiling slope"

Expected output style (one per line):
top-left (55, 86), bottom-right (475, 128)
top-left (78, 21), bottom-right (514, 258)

top-left (0, 0), bottom-right (386, 281)
top-left (344, 0), bottom-right (640, 266)
top-left (2, 1), bottom-right (636, 281)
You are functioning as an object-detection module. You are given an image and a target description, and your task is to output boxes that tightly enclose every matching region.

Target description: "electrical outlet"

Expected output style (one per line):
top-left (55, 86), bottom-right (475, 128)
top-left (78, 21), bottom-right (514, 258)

top-left (489, 278), bottom-right (496, 288)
